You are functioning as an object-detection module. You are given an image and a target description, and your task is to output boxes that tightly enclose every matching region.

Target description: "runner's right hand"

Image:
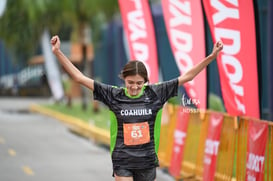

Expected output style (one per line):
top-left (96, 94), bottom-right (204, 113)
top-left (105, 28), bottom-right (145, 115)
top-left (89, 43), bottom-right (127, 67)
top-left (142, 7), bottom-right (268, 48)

top-left (51, 35), bottom-right (60, 54)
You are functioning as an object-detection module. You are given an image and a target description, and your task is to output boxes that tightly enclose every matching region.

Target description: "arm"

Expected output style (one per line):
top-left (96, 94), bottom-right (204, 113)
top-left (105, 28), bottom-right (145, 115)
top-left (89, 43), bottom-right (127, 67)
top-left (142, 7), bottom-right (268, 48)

top-left (51, 35), bottom-right (94, 91)
top-left (178, 41), bottom-right (223, 86)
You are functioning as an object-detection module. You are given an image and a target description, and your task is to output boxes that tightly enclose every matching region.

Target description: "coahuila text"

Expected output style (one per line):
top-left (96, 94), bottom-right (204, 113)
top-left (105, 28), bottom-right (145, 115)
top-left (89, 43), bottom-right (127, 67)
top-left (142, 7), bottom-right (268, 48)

top-left (121, 109), bottom-right (152, 116)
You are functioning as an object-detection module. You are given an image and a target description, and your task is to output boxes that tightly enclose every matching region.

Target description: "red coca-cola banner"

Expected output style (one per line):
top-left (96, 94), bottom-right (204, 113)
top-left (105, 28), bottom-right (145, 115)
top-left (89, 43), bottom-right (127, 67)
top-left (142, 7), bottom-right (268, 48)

top-left (169, 107), bottom-right (190, 177)
top-left (161, 0), bottom-right (206, 109)
top-left (203, 112), bottom-right (223, 181)
top-left (246, 120), bottom-right (268, 181)
top-left (118, 0), bottom-right (159, 83)
top-left (202, 0), bottom-right (260, 118)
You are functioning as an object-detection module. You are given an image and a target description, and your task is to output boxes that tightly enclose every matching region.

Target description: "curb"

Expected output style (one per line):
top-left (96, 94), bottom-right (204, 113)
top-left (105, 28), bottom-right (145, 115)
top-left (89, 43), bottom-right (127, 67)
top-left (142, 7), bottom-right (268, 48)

top-left (29, 104), bottom-right (110, 146)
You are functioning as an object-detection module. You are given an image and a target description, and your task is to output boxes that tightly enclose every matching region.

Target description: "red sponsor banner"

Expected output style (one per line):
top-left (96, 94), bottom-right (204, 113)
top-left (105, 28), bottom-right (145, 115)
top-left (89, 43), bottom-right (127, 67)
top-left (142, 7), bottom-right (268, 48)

top-left (202, 0), bottom-right (260, 118)
top-left (169, 107), bottom-right (190, 177)
top-left (118, 0), bottom-right (159, 83)
top-left (246, 120), bottom-right (268, 181)
top-left (161, 0), bottom-right (206, 109)
top-left (203, 112), bottom-right (223, 181)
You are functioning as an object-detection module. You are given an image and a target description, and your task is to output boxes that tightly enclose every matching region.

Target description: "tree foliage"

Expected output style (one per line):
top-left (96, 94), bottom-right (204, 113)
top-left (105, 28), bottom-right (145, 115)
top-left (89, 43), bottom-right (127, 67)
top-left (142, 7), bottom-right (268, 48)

top-left (0, 0), bottom-right (119, 64)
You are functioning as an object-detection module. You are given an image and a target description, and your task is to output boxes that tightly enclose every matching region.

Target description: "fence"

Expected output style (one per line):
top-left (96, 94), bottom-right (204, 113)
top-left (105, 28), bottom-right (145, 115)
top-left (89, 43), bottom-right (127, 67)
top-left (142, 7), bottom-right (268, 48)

top-left (158, 104), bottom-right (273, 181)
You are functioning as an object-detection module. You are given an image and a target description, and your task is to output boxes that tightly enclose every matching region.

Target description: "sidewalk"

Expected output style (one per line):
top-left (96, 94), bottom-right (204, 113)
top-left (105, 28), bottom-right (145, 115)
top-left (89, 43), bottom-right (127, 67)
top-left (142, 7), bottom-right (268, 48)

top-left (30, 104), bottom-right (110, 145)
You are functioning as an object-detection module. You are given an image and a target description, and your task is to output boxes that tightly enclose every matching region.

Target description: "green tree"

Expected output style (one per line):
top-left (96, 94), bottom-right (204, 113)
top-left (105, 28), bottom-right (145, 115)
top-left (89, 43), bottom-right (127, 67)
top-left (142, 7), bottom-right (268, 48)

top-left (0, 0), bottom-right (119, 109)
top-left (0, 0), bottom-right (118, 64)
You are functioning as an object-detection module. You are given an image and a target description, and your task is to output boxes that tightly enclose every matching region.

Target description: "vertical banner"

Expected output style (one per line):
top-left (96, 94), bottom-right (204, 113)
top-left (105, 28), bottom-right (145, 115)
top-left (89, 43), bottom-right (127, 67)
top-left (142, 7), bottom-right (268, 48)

top-left (202, 0), bottom-right (260, 118)
top-left (41, 29), bottom-right (64, 101)
top-left (169, 107), bottom-right (190, 177)
top-left (0, 0), bottom-right (6, 17)
top-left (203, 112), bottom-right (223, 181)
top-left (161, 0), bottom-right (206, 109)
top-left (246, 120), bottom-right (268, 181)
top-left (118, 0), bottom-right (159, 83)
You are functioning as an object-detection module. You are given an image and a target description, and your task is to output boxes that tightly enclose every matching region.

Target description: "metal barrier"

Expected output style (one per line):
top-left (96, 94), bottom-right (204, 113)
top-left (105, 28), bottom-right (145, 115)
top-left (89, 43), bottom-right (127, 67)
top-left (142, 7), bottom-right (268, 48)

top-left (236, 117), bottom-right (273, 181)
top-left (264, 122), bottom-right (272, 181)
top-left (193, 111), bottom-right (237, 181)
top-left (194, 110), bottom-right (209, 180)
top-left (158, 104), bottom-right (179, 168)
top-left (236, 117), bottom-right (248, 180)
top-left (214, 113), bottom-right (237, 181)
top-left (157, 105), bottom-right (273, 180)
top-left (180, 109), bottom-right (204, 179)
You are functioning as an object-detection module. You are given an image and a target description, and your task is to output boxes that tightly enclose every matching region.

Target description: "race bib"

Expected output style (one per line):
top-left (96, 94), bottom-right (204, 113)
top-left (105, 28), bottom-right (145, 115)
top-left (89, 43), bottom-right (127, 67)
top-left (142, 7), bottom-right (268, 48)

top-left (123, 122), bottom-right (150, 146)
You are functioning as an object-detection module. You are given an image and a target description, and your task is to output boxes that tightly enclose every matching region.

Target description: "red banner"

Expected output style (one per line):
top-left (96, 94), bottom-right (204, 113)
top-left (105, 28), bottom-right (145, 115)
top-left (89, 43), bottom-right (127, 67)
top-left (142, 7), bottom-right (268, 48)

top-left (118, 0), bottom-right (159, 83)
top-left (169, 107), bottom-right (190, 177)
top-left (202, 0), bottom-right (260, 118)
top-left (246, 120), bottom-right (268, 181)
top-left (161, 0), bottom-right (206, 109)
top-left (203, 112), bottom-right (223, 181)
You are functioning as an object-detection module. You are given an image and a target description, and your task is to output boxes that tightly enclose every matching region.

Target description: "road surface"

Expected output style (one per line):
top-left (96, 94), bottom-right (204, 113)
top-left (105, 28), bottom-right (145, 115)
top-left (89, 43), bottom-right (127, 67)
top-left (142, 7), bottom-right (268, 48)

top-left (0, 97), bottom-right (174, 181)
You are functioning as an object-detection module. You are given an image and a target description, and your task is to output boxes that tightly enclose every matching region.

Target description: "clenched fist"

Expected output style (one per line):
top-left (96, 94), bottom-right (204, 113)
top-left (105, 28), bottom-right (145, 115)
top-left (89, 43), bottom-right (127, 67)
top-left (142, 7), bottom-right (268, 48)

top-left (212, 41), bottom-right (223, 57)
top-left (51, 35), bottom-right (60, 54)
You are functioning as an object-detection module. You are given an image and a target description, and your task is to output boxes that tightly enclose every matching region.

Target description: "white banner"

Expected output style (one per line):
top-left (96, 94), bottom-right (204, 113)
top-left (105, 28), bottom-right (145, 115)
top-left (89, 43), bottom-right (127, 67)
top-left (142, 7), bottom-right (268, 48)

top-left (41, 29), bottom-right (64, 101)
top-left (0, 0), bottom-right (7, 17)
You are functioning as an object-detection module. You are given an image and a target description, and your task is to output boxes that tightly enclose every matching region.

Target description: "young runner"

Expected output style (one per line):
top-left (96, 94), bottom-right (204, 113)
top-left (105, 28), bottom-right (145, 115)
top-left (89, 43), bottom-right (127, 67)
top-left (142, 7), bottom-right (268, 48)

top-left (51, 35), bottom-right (223, 181)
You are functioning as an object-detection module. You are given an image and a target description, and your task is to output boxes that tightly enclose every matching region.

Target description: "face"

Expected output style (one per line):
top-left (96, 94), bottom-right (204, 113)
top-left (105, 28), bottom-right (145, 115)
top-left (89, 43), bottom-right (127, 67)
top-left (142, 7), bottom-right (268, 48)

top-left (124, 74), bottom-right (145, 96)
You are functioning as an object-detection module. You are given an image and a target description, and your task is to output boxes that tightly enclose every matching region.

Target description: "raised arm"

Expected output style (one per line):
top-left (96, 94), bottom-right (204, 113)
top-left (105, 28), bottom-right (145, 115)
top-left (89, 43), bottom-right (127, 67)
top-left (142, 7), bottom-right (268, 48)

top-left (178, 41), bottom-right (223, 86)
top-left (51, 35), bottom-right (94, 91)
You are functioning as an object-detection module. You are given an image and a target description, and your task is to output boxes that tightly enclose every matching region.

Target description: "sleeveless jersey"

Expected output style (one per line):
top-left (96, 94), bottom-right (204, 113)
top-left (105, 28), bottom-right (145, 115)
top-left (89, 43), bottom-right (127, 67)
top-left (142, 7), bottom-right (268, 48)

top-left (93, 79), bottom-right (178, 170)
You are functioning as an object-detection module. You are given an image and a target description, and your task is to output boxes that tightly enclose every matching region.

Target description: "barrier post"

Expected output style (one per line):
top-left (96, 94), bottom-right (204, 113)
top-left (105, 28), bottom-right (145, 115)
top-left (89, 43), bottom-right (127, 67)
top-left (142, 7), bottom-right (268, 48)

top-left (180, 109), bottom-right (204, 178)
top-left (158, 104), bottom-right (172, 167)
top-left (214, 115), bottom-right (237, 180)
top-left (267, 122), bottom-right (273, 180)
top-left (237, 117), bottom-right (271, 180)
top-left (236, 117), bottom-right (248, 180)
top-left (194, 111), bottom-right (210, 179)
top-left (158, 104), bottom-right (179, 168)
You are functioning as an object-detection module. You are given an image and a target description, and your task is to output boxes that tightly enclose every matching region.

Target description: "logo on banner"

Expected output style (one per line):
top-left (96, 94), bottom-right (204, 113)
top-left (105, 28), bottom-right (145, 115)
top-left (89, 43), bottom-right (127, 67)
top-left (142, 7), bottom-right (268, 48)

top-left (173, 130), bottom-right (187, 153)
top-left (169, 108), bottom-right (190, 177)
top-left (204, 139), bottom-right (220, 165)
top-left (202, 113), bottom-right (223, 181)
top-left (181, 93), bottom-right (200, 113)
top-left (246, 153), bottom-right (265, 173)
top-left (246, 120), bottom-right (268, 181)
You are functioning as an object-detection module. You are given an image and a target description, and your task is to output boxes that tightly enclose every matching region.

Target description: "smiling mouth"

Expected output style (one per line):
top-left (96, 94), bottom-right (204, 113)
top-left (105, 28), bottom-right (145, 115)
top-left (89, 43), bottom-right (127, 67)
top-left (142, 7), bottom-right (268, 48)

top-left (130, 89), bottom-right (140, 95)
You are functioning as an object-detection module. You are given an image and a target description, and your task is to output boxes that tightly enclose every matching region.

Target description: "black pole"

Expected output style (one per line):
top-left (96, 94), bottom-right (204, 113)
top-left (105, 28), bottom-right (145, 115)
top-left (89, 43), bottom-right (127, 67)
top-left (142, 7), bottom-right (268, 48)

top-left (81, 44), bottom-right (87, 111)
top-left (268, 0), bottom-right (273, 121)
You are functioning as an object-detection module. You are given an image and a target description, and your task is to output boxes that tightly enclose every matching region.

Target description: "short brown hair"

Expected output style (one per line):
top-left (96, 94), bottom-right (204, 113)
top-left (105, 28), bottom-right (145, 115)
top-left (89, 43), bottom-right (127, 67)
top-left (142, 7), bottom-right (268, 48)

top-left (119, 60), bottom-right (149, 83)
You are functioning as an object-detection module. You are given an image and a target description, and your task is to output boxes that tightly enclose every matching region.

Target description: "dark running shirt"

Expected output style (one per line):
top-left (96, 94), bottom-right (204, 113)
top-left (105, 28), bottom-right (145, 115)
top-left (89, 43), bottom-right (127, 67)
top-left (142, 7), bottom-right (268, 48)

top-left (93, 79), bottom-right (178, 170)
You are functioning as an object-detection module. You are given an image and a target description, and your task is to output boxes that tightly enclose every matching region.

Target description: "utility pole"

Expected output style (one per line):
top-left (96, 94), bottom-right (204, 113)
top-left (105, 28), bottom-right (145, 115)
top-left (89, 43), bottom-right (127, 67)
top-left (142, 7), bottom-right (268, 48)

top-left (80, 24), bottom-right (91, 111)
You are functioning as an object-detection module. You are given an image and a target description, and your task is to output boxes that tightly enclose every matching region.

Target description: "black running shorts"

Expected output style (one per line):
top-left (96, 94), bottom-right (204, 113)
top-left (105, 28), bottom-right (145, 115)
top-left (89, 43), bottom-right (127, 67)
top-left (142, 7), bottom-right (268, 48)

top-left (113, 167), bottom-right (156, 181)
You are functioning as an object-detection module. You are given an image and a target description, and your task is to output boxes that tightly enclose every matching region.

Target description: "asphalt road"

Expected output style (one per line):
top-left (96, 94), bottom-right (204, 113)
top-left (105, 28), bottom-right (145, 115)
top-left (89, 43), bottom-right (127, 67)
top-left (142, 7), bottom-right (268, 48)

top-left (0, 97), bottom-right (174, 181)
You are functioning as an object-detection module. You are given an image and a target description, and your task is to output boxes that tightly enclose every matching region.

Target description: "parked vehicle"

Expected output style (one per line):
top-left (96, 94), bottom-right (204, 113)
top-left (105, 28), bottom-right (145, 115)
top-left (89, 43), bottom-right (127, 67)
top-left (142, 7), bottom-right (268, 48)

top-left (0, 64), bottom-right (50, 96)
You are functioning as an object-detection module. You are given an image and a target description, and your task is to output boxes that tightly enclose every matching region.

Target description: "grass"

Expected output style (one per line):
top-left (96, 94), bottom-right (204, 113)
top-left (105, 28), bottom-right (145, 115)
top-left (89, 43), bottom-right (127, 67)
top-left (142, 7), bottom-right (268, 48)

top-left (43, 101), bottom-right (110, 130)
